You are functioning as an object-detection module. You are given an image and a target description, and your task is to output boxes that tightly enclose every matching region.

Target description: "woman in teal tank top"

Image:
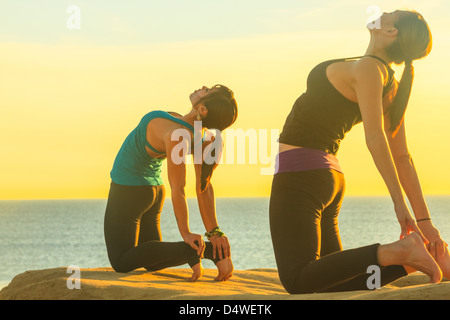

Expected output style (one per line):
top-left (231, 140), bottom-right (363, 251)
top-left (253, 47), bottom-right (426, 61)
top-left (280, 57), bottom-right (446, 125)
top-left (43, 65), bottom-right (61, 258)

top-left (104, 84), bottom-right (238, 281)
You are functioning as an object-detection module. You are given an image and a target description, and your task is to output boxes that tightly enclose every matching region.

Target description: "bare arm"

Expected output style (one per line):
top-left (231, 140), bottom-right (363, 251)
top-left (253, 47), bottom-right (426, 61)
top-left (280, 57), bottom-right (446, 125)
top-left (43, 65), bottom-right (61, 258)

top-left (353, 58), bottom-right (426, 241)
top-left (195, 174), bottom-right (219, 233)
top-left (384, 118), bottom-right (430, 220)
top-left (165, 133), bottom-right (205, 257)
top-left (385, 114), bottom-right (446, 255)
top-left (194, 139), bottom-right (231, 259)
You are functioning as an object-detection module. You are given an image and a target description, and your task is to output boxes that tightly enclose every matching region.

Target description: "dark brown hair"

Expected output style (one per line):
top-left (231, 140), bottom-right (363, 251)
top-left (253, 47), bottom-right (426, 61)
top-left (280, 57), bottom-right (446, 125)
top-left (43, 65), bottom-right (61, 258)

top-left (386, 10), bottom-right (432, 136)
top-left (197, 84), bottom-right (238, 131)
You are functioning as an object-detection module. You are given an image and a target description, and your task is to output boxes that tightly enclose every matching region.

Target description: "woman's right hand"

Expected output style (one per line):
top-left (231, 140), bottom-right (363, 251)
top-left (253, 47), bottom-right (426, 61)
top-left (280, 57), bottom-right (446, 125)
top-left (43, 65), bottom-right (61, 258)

top-left (395, 202), bottom-right (428, 243)
top-left (183, 232), bottom-right (205, 257)
top-left (209, 234), bottom-right (231, 260)
top-left (417, 221), bottom-right (448, 259)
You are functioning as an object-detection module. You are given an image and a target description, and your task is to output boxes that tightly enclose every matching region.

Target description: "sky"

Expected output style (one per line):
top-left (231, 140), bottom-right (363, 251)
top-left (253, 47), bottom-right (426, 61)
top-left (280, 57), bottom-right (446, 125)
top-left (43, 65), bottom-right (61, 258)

top-left (1, 0), bottom-right (450, 199)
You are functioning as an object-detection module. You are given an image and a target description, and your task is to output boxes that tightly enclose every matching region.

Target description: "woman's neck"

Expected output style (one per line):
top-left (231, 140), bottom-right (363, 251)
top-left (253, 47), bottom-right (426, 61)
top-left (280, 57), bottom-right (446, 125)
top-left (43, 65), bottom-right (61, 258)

top-left (182, 109), bottom-right (198, 126)
top-left (365, 39), bottom-right (394, 65)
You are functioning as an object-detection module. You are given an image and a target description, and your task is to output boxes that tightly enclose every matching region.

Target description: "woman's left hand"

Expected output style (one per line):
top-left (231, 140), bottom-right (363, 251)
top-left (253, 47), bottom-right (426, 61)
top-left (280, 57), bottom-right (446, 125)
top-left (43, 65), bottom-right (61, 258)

top-left (418, 221), bottom-right (448, 259)
top-left (209, 234), bottom-right (231, 260)
top-left (396, 203), bottom-right (428, 243)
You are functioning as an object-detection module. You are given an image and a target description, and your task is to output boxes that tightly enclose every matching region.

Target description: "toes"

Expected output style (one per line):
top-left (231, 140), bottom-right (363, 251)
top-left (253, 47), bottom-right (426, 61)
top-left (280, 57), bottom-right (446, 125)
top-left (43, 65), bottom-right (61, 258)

top-left (189, 273), bottom-right (200, 282)
top-left (190, 271), bottom-right (203, 282)
top-left (215, 270), bottom-right (233, 281)
top-left (189, 263), bottom-right (204, 282)
top-left (214, 273), bottom-right (225, 281)
top-left (224, 273), bottom-right (233, 281)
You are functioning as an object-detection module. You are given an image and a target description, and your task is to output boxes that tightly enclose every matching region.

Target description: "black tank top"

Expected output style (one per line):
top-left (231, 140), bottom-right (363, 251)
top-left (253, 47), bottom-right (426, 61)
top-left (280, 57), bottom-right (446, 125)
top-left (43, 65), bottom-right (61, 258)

top-left (279, 55), bottom-right (395, 156)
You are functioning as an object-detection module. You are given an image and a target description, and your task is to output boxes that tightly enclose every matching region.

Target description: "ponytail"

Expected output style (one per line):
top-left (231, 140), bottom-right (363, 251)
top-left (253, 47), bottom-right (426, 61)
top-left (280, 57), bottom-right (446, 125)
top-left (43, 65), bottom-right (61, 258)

top-left (389, 60), bottom-right (414, 137)
top-left (384, 10), bottom-right (432, 137)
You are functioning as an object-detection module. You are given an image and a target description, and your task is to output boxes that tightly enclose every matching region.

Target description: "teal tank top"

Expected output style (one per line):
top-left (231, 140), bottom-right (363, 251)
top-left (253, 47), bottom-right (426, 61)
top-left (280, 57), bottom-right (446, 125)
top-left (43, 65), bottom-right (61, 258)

top-left (110, 110), bottom-right (195, 186)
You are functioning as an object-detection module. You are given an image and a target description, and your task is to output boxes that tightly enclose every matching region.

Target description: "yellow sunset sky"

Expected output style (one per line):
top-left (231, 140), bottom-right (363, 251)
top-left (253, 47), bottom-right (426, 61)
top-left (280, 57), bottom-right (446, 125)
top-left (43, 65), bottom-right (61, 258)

top-left (1, 0), bottom-right (449, 200)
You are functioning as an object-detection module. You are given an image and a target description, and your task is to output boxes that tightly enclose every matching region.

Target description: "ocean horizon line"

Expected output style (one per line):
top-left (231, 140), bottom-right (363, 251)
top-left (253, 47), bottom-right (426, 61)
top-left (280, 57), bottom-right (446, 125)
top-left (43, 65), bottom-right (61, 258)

top-left (1, 194), bottom-right (450, 202)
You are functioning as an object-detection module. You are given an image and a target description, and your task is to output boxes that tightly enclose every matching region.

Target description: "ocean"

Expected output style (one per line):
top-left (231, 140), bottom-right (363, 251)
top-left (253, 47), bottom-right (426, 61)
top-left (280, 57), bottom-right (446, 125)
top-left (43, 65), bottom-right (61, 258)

top-left (1, 196), bottom-right (449, 290)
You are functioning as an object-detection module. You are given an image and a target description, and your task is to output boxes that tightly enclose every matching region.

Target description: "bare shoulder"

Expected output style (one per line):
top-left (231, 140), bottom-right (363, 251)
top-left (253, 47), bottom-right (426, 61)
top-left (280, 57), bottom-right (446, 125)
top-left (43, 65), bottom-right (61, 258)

top-left (351, 57), bottom-right (388, 84)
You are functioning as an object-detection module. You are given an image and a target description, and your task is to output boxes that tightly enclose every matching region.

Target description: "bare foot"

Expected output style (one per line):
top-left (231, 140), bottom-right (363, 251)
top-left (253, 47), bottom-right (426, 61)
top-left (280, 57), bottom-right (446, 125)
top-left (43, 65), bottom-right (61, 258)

top-left (378, 233), bottom-right (442, 284)
top-left (189, 262), bottom-right (204, 282)
top-left (402, 264), bottom-right (417, 275)
top-left (215, 258), bottom-right (233, 281)
top-left (435, 244), bottom-right (450, 280)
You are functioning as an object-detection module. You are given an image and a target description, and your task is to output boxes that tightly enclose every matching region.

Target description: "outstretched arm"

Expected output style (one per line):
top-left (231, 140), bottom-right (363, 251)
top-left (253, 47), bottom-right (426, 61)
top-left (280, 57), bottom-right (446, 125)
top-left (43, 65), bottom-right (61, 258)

top-left (353, 58), bottom-right (426, 242)
top-left (194, 139), bottom-right (231, 260)
top-left (385, 115), bottom-right (447, 257)
top-left (166, 134), bottom-right (205, 257)
top-left (195, 175), bottom-right (218, 234)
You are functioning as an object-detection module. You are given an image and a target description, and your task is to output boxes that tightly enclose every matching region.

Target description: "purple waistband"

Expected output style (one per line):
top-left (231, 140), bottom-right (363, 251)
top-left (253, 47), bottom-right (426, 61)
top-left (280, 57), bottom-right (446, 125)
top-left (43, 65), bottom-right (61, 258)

top-left (275, 147), bottom-right (343, 174)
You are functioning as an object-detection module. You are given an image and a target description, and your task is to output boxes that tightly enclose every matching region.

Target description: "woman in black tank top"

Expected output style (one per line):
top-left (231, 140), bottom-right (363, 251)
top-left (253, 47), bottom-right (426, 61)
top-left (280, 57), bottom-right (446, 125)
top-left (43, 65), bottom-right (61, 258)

top-left (270, 10), bottom-right (449, 294)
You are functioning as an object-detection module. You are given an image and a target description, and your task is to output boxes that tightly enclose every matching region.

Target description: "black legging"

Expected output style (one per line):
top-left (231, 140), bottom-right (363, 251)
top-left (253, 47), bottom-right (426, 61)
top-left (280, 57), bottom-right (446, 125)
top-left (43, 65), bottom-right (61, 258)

top-left (104, 182), bottom-right (220, 273)
top-left (269, 169), bottom-right (407, 294)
